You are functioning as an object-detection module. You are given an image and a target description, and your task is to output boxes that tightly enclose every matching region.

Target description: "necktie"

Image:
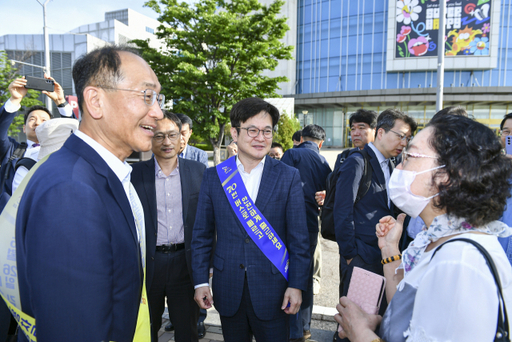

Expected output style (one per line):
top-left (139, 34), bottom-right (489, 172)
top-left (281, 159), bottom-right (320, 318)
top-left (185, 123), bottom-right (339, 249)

top-left (32, 143), bottom-right (40, 148)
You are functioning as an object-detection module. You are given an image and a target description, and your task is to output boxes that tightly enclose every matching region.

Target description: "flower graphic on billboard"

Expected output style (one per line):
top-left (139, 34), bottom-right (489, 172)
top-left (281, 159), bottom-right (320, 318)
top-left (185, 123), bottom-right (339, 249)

top-left (397, 25), bottom-right (412, 43)
top-left (396, 0), bottom-right (422, 25)
top-left (408, 36), bottom-right (430, 56)
top-left (469, 37), bottom-right (489, 55)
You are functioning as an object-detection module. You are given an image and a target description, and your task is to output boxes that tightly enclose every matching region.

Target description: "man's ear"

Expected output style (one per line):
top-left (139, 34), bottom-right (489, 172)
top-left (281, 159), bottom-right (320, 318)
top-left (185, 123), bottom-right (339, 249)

top-left (230, 127), bottom-right (238, 142)
top-left (23, 125), bottom-right (26, 134)
top-left (318, 140), bottom-right (323, 148)
top-left (83, 86), bottom-right (103, 120)
top-left (300, 136), bottom-right (304, 143)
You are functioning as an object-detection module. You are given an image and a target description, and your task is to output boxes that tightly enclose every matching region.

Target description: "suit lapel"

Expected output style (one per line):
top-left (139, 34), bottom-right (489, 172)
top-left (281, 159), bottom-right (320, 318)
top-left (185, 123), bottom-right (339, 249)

top-left (144, 158), bottom-right (158, 234)
top-left (254, 156), bottom-right (280, 214)
top-left (180, 158), bottom-right (190, 220)
top-left (365, 146), bottom-right (386, 186)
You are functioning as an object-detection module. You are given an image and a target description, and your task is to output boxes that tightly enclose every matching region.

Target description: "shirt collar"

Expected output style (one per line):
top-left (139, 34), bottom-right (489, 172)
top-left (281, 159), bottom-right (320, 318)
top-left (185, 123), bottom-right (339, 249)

top-left (368, 142), bottom-right (388, 165)
top-left (236, 155), bottom-right (266, 174)
top-left (297, 140), bottom-right (319, 152)
top-left (181, 144), bottom-right (188, 156)
top-left (26, 139), bottom-right (36, 147)
top-left (154, 156), bottom-right (179, 177)
top-left (74, 130), bottom-right (132, 184)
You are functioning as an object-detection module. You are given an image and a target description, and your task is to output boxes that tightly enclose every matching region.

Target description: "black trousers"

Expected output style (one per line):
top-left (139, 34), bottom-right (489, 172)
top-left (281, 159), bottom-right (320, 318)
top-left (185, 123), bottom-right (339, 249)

top-left (149, 249), bottom-right (199, 342)
top-left (220, 275), bottom-right (289, 342)
top-left (336, 254), bottom-right (387, 342)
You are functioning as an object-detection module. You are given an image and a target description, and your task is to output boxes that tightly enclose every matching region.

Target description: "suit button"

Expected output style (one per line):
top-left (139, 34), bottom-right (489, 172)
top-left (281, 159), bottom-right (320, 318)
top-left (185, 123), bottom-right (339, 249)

top-left (245, 238), bottom-right (250, 243)
top-left (239, 264), bottom-right (244, 269)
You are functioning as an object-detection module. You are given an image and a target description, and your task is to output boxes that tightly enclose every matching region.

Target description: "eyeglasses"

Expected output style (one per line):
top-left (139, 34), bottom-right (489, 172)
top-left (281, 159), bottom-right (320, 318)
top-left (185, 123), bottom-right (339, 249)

top-left (98, 86), bottom-right (165, 108)
top-left (389, 129), bottom-right (412, 142)
top-left (502, 130), bottom-right (511, 136)
top-left (238, 126), bottom-right (273, 139)
top-left (402, 149), bottom-right (438, 162)
top-left (153, 132), bottom-right (180, 142)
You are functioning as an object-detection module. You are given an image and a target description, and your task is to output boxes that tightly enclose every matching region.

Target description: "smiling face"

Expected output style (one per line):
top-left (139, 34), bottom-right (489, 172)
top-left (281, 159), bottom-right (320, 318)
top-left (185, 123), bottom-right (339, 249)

top-left (23, 110), bottom-right (51, 143)
top-left (152, 118), bottom-right (180, 162)
top-left (230, 111), bottom-right (273, 163)
top-left (350, 121), bottom-right (375, 149)
top-left (98, 52), bottom-right (163, 160)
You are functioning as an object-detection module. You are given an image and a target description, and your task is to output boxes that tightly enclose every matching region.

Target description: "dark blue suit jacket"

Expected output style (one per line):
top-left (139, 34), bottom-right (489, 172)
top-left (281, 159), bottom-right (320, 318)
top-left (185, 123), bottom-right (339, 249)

top-left (16, 134), bottom-right (142, 341)
top-left (334, 144), bottom-right (394, 265)
top-left (191, 156), bottom-right (310, 320)
top-left (182, 145), bottom-right (209, 168)
top-left (281, 141), bottom-right (332, 236)
top-left (131, 156), bottom-right (206, 291)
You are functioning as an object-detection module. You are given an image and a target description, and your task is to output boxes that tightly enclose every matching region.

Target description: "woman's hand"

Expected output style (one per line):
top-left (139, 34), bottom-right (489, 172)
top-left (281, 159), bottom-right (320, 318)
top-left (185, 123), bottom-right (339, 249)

top-left (335, 297), bottom-right (382, 341)
top-left (376, 213), bottom-right (406, 251)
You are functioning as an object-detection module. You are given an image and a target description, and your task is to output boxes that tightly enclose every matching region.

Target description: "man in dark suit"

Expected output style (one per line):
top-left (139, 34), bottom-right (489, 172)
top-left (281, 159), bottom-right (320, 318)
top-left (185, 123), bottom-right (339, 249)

top-left (333, 109), bottom-right (416, 342)
top-left (132, 111), bottom-right (206, 342)
top-left (191, 97), bottom-right (310, 342)
top-left (176, 113), bottom-right (209, 168)
top-left (281, 124), bottom-right (332, 342)
top-left (15, 46), bottom-right (164, 341)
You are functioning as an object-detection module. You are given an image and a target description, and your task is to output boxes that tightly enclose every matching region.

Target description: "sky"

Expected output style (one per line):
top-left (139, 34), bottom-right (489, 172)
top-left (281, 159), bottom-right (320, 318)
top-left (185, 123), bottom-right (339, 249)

top-left (0, 0), bottom-right (162, 36)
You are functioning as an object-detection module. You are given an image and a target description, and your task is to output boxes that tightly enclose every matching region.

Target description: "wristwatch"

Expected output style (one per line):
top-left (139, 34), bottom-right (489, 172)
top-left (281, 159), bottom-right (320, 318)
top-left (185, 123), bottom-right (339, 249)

top-left (57, 101), bottom-right (69, 108)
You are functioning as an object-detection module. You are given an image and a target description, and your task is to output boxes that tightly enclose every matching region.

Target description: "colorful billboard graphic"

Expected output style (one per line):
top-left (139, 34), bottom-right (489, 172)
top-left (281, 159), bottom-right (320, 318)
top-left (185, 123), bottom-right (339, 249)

top-left (395, 0), bottom-right (492, 58)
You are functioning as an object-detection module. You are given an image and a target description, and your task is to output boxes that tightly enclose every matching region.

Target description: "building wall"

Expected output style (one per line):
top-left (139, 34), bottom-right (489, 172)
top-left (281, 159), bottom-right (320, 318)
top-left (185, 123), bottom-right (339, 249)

top-left (259, 0), bottom-right (297, 96)
top-left (295, 0), bottom-right (512, 94)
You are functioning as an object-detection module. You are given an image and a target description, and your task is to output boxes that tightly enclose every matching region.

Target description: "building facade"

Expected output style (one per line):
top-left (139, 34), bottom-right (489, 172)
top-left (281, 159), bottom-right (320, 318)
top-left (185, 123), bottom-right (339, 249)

top-left (282, 0), bottom-right (512, 147)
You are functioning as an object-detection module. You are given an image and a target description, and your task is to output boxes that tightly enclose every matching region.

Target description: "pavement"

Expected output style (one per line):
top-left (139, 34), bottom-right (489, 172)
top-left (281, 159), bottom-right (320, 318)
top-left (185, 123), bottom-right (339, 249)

top-left (180, 147), bottom-right (345, 342)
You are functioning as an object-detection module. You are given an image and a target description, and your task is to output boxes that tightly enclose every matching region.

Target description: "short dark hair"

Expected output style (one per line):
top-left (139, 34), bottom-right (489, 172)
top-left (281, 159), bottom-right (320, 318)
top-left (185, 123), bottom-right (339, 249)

top-left (302, 124), bottom-right (326, 141)
top-left (176, 113), bottom-right (193, 130)
top-left (271, 142), bottom-right (283, 151)
top-left (349, 109), bottom-right (378, 129)
top-left (24, 105), bottom-right (52, 124)
top-left (430, 106), bottom-right (468, 124)
top-left (292, 130), bottom-right (302, 142)
top-left (161, 110), bottom-right (182, 131)
top-left (375, 108), bottom-right (417, 137)
top-left (427, 115), bottom-right (512, 227)
top-left (500, 113), bottom-right (512, 130)
top-left (230, 97), bottom-right (280, 128)
top-left (72, 45), bottom-right (140, 113)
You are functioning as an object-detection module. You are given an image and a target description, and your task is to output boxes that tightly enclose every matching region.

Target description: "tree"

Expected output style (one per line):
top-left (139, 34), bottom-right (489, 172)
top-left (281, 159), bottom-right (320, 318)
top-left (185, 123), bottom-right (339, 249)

top-left (134, 0), bottom-right (293, 164)
top-left (0, 51), bottom-right (44, 136)
top-left (272, 111), bottom-right (300, 151)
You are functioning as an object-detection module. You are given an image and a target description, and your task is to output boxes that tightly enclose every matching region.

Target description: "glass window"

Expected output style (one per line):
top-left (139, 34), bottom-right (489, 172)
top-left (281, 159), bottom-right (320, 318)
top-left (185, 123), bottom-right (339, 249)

top-left (473, 105), bottom-right (490, 119)
top-left (491, 105), bottom-right (509, 120)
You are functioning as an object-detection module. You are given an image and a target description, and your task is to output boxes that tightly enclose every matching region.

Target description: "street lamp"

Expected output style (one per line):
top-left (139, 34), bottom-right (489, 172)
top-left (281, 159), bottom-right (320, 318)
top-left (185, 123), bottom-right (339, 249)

top-left (302, 110), bottom-right (308, 128)
top-left (36, 0), bottom-right (51, 109)
top-left (10, 60), bottom-right (48, 73)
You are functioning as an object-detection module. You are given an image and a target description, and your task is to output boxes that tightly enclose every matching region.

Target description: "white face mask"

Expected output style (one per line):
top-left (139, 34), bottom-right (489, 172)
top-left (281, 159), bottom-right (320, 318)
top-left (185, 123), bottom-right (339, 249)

top-left (388, 165), bottom-right (445, 218)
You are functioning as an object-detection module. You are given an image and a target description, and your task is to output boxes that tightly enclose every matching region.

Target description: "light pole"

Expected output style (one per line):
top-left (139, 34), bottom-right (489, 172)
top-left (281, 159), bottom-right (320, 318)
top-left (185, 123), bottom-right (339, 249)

top-left (302, 110), bottom-right (308, 128)
top-left (436, 0), bottom-right (446, 112)
top-left (36, 0), bottom-right (51, 109)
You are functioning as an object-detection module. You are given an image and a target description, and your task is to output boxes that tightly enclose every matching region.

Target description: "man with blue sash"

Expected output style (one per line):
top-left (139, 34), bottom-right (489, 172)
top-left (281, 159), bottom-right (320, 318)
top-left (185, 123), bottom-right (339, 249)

top-left (191, 97), bottom-right (310, 342)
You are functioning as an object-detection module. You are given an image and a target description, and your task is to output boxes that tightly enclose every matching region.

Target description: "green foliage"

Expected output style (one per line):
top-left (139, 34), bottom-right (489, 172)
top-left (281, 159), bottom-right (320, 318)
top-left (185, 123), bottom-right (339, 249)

top-left (0, 51), bottom-right (44, 136)
top-left (273, 111), bottom-right (300, 151)
top-left (134, 0), bottom-right (293, 163)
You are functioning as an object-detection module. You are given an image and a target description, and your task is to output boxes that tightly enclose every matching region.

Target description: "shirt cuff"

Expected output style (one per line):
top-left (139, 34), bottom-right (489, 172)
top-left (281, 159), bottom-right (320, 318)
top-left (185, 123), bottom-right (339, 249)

top-left (194, 283), bottom-right (209, 290)
top-left (4, 99), bottom-right (21, 113)
top-left (57, 104), bottom-right (73, 117)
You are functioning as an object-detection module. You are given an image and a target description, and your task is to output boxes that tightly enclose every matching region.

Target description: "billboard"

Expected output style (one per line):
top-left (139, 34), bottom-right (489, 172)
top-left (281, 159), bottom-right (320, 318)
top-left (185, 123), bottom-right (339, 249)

top-left (387, 0), bottom-right (500, 72)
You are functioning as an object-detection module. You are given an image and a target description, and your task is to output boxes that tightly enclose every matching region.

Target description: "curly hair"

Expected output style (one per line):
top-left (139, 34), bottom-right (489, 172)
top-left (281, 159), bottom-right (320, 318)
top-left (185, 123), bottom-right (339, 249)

top-left (427, 115), bottom-right (512, 227)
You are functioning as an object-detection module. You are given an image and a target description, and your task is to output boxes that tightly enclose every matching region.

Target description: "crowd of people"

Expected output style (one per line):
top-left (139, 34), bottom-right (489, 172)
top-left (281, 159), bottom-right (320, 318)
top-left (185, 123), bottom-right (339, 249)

top-left (0, 45), bottom-right (511, 342)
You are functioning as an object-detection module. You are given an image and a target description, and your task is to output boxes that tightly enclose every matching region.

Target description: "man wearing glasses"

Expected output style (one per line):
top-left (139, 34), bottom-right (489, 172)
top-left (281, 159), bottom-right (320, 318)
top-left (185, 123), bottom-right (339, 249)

top-left (191, 97), bottom-right (310, 341)
top-left (15, 46), bottom-right (164, 341)
top-left (333, 109), bottom-right (417, 342)
top-left (131, 111), bottom-right (206, 341)
top-left (500, 113), bottom-right (512, 151)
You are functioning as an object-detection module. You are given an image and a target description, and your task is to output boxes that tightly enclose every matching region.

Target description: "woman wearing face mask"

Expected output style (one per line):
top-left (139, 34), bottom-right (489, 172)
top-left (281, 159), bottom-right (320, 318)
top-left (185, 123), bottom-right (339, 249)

top-left (335, 114), bottom-right (512, 342)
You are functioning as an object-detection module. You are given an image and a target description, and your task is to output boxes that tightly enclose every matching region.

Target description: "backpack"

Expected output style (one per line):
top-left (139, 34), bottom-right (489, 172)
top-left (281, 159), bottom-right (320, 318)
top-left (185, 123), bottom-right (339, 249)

top-left (320, 149), bottom-right (373, 241)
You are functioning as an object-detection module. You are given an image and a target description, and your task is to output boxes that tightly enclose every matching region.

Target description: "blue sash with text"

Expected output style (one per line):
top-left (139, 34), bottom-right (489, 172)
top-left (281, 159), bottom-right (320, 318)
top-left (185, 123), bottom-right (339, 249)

top-left (216, 156), bottom-right (289, 280)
